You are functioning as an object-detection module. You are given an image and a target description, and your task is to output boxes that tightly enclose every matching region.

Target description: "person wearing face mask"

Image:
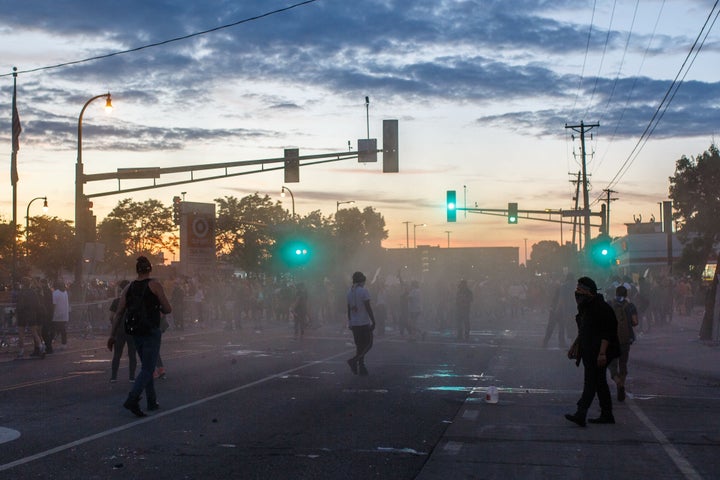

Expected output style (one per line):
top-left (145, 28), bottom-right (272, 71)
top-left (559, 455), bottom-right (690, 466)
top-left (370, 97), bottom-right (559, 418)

top-left (608, 285), bottom-right (638, 402)
top-left (565, 276), bottom-right (620, 427)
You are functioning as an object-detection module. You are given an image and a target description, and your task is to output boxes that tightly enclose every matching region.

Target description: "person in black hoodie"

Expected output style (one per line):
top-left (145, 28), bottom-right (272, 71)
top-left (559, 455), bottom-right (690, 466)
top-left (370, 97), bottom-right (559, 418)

top-left (565, 276), bottom-right (620, 427)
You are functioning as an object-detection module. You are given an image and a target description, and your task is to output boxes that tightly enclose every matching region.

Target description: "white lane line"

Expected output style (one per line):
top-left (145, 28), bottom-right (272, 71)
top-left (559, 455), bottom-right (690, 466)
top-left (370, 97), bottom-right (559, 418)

top-left (628, 401), bottom-right (703, 480)
top-left (0, 350), bottom-right (349, 473)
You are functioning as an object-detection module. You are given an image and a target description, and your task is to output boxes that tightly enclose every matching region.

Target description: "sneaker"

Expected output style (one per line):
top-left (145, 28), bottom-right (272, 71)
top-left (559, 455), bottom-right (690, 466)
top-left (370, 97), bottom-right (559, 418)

top-left (147, 402), bottom-right (160, 411)
top-left (564, 412), bottom-right (587, 427)
top-left (588, 414), bottom-right (615, 424)
top-left (346, 358), bottom-right (358, 375)
top-left (123, 396), bottom-right (147, 418)
top-left (358, 364), bottom-right (369, 376)
top-left (153, 367), bottom-right (166, 379)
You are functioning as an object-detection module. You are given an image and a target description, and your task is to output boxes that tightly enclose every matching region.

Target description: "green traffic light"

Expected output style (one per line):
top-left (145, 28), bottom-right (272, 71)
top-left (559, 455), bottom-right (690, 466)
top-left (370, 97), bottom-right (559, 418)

top-left (446, 190), bottom-right (457, 222)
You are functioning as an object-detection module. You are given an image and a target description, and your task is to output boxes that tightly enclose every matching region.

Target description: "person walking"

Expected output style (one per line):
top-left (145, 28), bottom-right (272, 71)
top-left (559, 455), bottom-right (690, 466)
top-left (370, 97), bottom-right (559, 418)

top-left (108, 280), bottom-right (137, 383)
top-left (407, 281), bottom-right (422, 340)
top-left (107, 256), bottom-right (172, 417)
top-left (543, 273), bottom-right (575, 348)
top-left (16, 277), bottom-right (44, 359)
top-left (455, 279), bottom-right (473, 341)
top-left (292, 282), bottom-right (309, 339)
top-left (51, 280), bottom-right (70, 350)
top-left (565, 276), bottom-right (620, 427)
top-left (346, 271), bottom-right (376, 376)
top-left (608, 285), bottom-right (638, 402)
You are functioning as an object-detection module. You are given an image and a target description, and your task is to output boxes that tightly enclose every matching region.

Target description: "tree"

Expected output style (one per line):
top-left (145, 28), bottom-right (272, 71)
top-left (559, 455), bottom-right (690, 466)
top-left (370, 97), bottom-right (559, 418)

top-left (215, 194), bottom-right (289, 273)
top-left (24, 216), bottom-right (76, 281)
top-left (669, 144), bottom-right (720, 275)
top-left (0, 219), bottom-right (18, 285)
top-left (100, 198), bottom-right (178, 260)
top-left (528, 240), bottom-right (578, 276)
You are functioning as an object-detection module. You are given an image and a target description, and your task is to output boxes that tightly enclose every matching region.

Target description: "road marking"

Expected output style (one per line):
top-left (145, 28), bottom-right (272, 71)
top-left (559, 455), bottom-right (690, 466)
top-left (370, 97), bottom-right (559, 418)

top-left (628, 401), bottom-right (703, 480)
top-left (0, 428), bottom-right (20, 445)
top-left (0, 350), bottom-right (350, 472)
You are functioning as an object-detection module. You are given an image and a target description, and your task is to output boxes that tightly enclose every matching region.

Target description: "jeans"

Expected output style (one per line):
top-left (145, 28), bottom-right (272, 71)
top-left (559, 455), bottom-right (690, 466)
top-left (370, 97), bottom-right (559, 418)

top-left (130, 328), bottom-right (162, 404)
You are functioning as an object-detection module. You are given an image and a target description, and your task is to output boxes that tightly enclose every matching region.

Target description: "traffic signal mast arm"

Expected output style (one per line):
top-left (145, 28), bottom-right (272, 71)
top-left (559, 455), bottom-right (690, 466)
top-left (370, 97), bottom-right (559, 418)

top-left (456, 206), bottom-right (605, 227)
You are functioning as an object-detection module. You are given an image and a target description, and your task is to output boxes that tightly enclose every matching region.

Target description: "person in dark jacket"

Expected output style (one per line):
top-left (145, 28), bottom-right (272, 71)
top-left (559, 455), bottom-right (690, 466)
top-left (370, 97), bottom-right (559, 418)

top-left (565, 276), bottom-right (620, 427)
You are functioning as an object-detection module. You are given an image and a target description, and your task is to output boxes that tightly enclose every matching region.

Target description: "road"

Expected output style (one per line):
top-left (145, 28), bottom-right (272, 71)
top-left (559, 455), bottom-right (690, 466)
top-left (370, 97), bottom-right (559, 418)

top-left (1, 312), bottom-right (718, 479)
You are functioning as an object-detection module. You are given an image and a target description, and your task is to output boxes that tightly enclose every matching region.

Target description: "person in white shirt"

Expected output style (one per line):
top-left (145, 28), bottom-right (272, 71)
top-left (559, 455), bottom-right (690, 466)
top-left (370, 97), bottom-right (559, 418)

top-left (51, 280), bottom-right (70, 349)
top-left (346, 271), bottom-right (376, 376)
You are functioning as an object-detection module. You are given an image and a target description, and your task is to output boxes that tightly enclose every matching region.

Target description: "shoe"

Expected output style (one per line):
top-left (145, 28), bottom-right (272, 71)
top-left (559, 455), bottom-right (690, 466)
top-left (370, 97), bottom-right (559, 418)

top-left (123, 395), bottom-right (147, 417)
top-left (153, 367), bottom-right (166, 379)
top-left (347, 358), bottom-right (358, 375)
top-left (617, 386), bottom-right (626, 402)
top-left (564, 412), bottom-right (587, 427)
top-left (588, 415), bottom-right (615, 424)
top-left (147, 402), bottom-right (160, 411)
top-left (358, 364), bottom-right (369, 376)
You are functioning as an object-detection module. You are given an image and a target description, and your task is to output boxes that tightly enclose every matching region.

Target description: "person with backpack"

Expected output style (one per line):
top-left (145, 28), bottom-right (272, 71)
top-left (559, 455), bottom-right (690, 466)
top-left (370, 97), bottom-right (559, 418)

top-left (107, 256), bottom-right (172, 417)
top-left (108, 280), bottom-right (137, 383)
top-left (608, 285), bottom-right (638, 402)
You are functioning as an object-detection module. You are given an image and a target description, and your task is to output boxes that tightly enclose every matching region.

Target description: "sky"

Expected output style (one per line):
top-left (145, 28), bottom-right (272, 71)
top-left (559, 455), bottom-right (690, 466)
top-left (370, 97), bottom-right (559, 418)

top-left (1, 0), bottom-right (719, 263)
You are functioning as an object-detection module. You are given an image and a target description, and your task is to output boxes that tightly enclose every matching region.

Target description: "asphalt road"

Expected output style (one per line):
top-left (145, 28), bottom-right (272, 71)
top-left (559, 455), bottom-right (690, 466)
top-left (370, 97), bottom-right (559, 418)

top-left (1, 313), bottom-right (718, 479)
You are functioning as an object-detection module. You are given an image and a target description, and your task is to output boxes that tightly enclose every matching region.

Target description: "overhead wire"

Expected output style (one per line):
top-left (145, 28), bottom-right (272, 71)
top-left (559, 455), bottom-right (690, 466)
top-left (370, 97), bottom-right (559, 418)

top-left (593, 0), bottom-right (720, 205)
top-left (582, 0), bottom-right (618, 120)
top-left (0, 0), bottom-right (320, 78)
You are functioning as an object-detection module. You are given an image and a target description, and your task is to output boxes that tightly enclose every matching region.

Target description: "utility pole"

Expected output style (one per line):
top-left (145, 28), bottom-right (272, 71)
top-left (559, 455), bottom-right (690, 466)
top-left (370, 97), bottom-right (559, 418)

top-left (402, 221), bottom-right (411, 249)
top-left (569, 171), bottom-right (581, 249)
top-left (601, 188), bottom-right (618, 236)
top-left (444, 230), bottom-right (451, 248)
top-left (565, 121), bottom-right (599, 245)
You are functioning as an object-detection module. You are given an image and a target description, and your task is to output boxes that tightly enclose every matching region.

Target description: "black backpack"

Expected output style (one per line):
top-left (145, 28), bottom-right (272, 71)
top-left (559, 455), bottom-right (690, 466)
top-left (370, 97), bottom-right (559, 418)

top-left (123, 280), bottom-right (157, 336)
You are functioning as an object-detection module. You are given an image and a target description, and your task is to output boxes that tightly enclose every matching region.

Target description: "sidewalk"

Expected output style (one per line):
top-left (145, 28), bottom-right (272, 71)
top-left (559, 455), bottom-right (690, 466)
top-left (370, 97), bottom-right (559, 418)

top-left (630, 309), bottom-right (720, 382)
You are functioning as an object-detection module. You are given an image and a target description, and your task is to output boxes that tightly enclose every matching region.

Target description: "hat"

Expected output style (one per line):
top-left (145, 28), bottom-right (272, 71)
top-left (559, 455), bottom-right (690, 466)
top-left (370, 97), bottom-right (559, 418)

top-left (577, 276), bottom-right (598, 293)
top-left (352, 271), bottom-right (366, 284)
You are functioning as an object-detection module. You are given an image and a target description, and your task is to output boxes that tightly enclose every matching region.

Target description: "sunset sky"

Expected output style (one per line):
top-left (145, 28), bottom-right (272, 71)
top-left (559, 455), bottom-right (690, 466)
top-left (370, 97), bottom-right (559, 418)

top-left (2, 0), bottom-right (719, 262)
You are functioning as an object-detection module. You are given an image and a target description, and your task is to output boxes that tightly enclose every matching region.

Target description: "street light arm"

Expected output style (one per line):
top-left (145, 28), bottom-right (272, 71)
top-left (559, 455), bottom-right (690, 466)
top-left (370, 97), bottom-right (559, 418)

top-left (77, 93), bottom-right (111, 166)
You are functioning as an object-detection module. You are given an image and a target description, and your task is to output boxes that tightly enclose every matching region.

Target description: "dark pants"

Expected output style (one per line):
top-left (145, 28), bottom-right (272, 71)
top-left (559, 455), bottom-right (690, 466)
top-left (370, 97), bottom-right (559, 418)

top-left (130, 329), bottom-right (161, 405)
top-left (578, 358), bottom-right (612, 414)
top-left (111, 330), bottom-right (137, 380)
top-left (457, 307), bottom-right (470, 340)
top-left (350, 325), bottom-right (374, 366)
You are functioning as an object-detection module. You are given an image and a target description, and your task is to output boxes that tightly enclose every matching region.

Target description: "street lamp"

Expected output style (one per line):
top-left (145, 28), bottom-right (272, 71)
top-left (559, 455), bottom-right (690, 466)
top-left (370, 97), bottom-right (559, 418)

top-left (444, 230), bottom-right (452, 248)
top-left (75, 92), bottom-right (112, 288)
top-left (413, 223), bottom-right (426, 248)
top-left (25, 196), bottom-right (48, 256)
top-left (336, 200), bottom-right (355, 213)
top-left (281, 186), bottom-right (295, 217)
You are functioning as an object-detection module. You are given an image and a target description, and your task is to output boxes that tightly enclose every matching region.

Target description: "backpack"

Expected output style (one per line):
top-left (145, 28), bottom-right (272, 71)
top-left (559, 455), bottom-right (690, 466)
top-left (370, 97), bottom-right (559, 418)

top-left (123, 280), bottom-right (158, 336)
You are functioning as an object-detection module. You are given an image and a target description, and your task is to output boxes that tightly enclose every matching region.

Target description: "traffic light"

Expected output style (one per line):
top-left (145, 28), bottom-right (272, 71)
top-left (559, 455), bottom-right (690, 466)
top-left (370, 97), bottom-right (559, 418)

top-left (508, 202), bottom-right (518, 224)
top-left (280, 239), bottom-right (312, 267)
top-left (446, 190), bottom-right (457, 222)
top-left (284, 148), bottom-right (299, 183)
top-left (172, 196), bottom-right (181, 225)
top-left (382, 119), bottom-right (399, 173)
top-left (588, 236), bottom-right (615, 268)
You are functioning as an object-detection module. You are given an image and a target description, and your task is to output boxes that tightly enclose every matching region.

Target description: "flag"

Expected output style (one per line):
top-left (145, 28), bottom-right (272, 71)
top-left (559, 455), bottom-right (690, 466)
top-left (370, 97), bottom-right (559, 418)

top-left (11, 80), bottom-right (21, 185)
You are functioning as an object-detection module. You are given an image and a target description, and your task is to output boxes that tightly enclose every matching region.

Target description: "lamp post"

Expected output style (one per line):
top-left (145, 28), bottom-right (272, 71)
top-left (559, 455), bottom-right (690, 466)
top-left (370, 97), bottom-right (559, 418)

top-left (444, 230), bottom-right (452, 248)
top-left (75, 93), bottom-right (112, 288)
top-left (336, 200), bottom-right (355, 213)
top-left (413, 223), bottom-right (426, 248)
top-left (25, 196), bottom-right (48, 256)
top-left (281, 186), bottom-right (295, 217)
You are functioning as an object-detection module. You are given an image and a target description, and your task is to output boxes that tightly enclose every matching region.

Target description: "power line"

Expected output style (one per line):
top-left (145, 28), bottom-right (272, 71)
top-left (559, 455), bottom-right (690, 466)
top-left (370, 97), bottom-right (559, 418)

top-left (1, 0), bottom-right (320, 78)
top-left (593, 0), bottom-right (720, 205)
